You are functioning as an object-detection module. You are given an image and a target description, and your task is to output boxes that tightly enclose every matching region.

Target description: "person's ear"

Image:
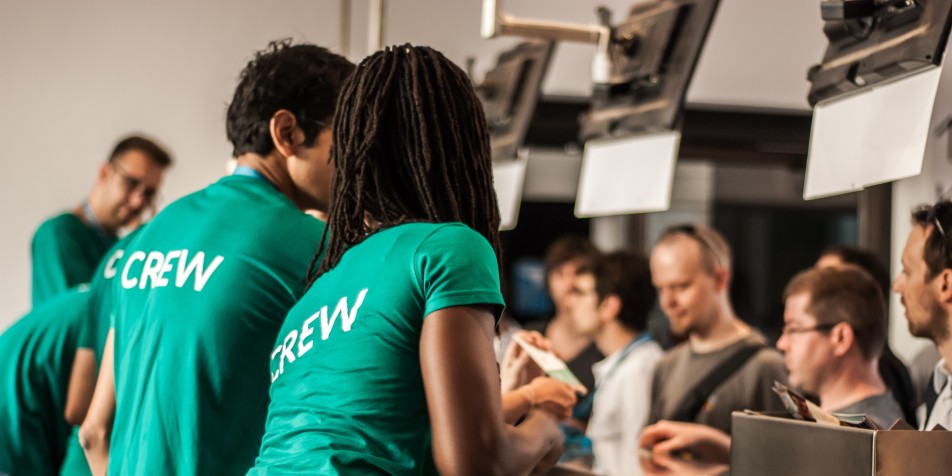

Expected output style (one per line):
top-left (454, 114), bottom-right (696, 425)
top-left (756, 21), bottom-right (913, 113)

top-left (829, 322), bottom-right (853, 358)
top-left (270, 109), bottom-right (300, 158)
top-left (98, 162), bottom-right (111, 182)
top-left (599, 294), bottom-right (622, 323)
top-left (712, 266), bottom-right (731, 292)
top-left (936, 269), bottom-right (952, 304)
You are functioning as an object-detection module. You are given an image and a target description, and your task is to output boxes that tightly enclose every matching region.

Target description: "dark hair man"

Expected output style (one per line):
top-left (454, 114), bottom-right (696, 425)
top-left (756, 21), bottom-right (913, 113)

top-left (31, 136), bottom-right (171, 305)
top-left (894, 201), bottom-right (952, 430)
top-left (566, 250), bottom-right (663, 476)
top-left (79, 40), bottom-right (354, 474)
top-left (527, 236), bottom-right (603, 391)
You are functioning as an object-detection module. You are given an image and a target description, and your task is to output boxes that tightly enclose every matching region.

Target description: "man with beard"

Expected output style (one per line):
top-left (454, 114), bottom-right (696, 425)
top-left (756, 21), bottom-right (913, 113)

top-left (894, 201), bottom-right (952, 430)
top-left (647, 224), bottom-right (787, 434)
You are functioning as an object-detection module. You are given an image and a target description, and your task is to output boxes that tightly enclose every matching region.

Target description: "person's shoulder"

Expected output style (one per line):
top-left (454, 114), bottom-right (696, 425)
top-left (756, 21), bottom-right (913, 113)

top-left (656, 341), bottom-right (690, 368)
top-left (408, 222), bottom-right (494, 256)
top-left (35, 212), bottom-right (83, 235)
top-left (406, 222), bottom-right (486, 242)
top-left (1, 288), bottom-right (88, 340)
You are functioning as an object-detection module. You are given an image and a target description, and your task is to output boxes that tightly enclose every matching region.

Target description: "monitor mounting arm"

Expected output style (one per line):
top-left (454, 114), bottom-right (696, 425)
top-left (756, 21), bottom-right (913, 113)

top-left (481, 0), bottom-right (614, 83)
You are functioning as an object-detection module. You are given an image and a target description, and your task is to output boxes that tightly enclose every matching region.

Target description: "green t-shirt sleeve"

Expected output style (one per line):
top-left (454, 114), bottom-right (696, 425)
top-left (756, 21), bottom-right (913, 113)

top-left (31, 218), bottom-right (75, 305)
top-left (31, 215), bottom-right (103, 306)
top-left (414, 224), bottom-right (505, 320)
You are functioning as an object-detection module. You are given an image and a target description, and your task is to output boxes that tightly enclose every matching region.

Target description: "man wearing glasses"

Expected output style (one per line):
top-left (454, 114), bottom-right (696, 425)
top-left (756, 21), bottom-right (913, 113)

top-left (894, 201), bottom-right (952, 430)
top-left (30, 136), bottom-right (171, 305)
top-left (564, 250), bottom-right (664, 476)
top-left (638, 265), bottom-right (903, 464)
top-left (647, 224), bottom-right (787, 435)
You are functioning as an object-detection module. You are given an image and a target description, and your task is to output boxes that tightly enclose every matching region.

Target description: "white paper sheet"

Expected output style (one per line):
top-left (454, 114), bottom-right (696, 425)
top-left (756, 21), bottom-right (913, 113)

top-left (805, 66), bottom-right (943, 199)
top-left (492, 158), bottom-right (528, 230)
top-left (575, 131), bottom-right (680, 217)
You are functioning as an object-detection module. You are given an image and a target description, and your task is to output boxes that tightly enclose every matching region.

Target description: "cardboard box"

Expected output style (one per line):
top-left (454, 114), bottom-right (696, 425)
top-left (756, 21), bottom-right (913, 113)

top-left (731, 412), bottom-right (952, 476)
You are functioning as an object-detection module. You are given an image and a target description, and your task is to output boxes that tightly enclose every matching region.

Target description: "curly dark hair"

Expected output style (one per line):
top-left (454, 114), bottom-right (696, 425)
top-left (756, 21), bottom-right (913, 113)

top-left (226, 39), bottom-right (354, 158)
top-left (306, 44), bottom-right (501, 285)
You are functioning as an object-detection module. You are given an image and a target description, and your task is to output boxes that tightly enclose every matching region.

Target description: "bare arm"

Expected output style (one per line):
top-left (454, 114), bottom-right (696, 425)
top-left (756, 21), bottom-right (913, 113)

top-left (421, 306), bottom-right (563, 476)
top-left (79, 329), bottom-right (116, 476)
top-left (65, 348), bottom-right (98, 425)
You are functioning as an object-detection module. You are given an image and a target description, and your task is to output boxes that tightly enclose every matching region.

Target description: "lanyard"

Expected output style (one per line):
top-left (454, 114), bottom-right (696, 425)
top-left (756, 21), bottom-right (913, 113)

top-left (572, 333), bottom-right (652, 422)
top-left (82, 201), bottom-right (114, 244)
top-left (598, 332), bottom-right (653, 387)
top-left (232, 165), bottom-right (268, 182)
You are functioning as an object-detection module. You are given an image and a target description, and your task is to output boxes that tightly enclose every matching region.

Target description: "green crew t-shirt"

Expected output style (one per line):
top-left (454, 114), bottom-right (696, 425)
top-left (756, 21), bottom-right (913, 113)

top-left (250, 222), bottom-right (505, 475)
top-left (109, 175), bottom-right (325, 475)
top-left (59, 228), bottom-right (145, 476)
top-left (0, 288), bottom-right (89, 476)
top-left (32, 212), bottom-right (115, 306)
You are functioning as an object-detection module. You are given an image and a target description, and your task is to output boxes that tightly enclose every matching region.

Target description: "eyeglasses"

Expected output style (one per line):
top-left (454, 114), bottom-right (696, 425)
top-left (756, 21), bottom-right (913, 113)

top-left (569, 286), bottom-right (598, 297)
top-left (112, 160), bottom-right (158, 202)
top-left (927, 203), bottom-right (952, 244)
top-left (667, 224), bottom-right (725, 268)
top-left (780, 323), bottom-right (839, 336)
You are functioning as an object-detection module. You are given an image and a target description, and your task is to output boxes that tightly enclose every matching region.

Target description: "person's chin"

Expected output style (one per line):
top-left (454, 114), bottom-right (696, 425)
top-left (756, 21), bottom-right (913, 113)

top-left (667, 317), bottom-right (690, 337)
top-left (907, 319), bottom-right (929, 339)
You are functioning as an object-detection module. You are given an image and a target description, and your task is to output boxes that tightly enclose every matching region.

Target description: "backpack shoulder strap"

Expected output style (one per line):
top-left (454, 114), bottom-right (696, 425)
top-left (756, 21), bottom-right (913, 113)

top-left (668, 341), bottom-right (765, 422)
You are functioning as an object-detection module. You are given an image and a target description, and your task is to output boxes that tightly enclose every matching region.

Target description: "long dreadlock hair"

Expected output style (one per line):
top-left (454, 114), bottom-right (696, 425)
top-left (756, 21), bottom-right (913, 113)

top-left (305, 44), bottom-right (502, 287)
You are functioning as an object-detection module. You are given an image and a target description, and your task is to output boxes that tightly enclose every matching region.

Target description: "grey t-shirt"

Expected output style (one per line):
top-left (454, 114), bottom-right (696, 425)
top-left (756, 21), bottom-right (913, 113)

top-left (648, 333), bottom-right (788, 434)
top-left (834, 392), bottom-right (905, 429)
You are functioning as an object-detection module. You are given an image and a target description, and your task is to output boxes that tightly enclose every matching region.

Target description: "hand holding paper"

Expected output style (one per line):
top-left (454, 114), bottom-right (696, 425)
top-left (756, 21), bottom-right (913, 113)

top-left (512, 333), bottom-right (588, 395)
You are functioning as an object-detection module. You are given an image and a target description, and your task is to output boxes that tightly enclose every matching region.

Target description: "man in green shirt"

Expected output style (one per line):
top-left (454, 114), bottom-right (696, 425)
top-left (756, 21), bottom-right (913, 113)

top-left (57, 229), bottom-right (145, 476)
top-left (79, 40), bottom-right (353, 475)
top-left (0, 288), bottom-right (89, 476)
top-left (31, 136), bottom-right (172, 305)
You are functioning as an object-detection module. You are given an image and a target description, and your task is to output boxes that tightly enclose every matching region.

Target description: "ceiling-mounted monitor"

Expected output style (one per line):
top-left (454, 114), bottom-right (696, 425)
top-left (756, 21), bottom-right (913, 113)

top-left (808, 0), bottom-right (952, 106)
top-left (476, 40), bottom-right (556, 160)
top-left (579, 0), bottom-right (720, 141)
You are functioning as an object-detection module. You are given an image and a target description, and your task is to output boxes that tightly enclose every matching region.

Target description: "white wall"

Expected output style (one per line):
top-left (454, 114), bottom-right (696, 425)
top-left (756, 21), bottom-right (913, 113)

top-left (0, 0), bottom-right (346, 328)
top-left (0, 0), bottom-right (829, 329)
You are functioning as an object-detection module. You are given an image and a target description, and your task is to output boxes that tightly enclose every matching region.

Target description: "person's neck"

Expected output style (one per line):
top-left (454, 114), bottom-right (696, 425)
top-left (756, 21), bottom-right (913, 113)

top-left (688, 299), bottom-right (750, 353)
top-left (75, 192), bottom-right (117, 235)
top-left (235, 153), bottom-right (304, 210)
top-left (937, 337), bottom-right (952, 374)
top-left (546, 314), bottom-right (594, 361)
top-left (594, 322), bottom-right (637, 357)
top-left (818, 357), bottom-right (886, 412)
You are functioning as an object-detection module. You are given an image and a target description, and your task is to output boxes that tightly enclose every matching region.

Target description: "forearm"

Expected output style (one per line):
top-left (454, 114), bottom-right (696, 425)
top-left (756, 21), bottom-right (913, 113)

top-left (501, 387), bottom-right (533, 424)
top-left (80, 330), bottom-right (116, 476)
top-left (493, 410), bottom-right (563, 475)
top-left (65, 349), bottom-right (97, 425)
top-left (79, 419), bottom-right (111, 476)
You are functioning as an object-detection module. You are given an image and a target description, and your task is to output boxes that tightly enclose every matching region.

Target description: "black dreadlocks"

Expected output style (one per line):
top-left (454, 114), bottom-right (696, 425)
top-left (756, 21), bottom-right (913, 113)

top-left (305, 44), bottom-right (501, 286)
